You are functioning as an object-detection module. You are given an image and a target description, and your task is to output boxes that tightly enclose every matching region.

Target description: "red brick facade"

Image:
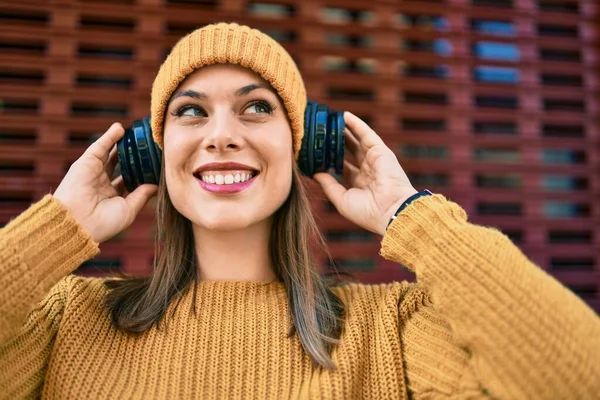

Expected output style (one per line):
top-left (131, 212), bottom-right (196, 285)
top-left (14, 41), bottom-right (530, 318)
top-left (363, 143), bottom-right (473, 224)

top-left (1, 0), bottom-right (598, 310)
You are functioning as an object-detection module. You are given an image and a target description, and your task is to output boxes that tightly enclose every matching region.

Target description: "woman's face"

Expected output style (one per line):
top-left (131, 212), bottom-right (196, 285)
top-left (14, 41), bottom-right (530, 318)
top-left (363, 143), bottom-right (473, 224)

top-left (163, 64), bottom-right (293, 231)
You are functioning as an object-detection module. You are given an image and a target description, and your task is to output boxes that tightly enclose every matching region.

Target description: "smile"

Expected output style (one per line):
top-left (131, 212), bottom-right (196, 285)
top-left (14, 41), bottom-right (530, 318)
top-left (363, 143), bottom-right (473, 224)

top-left (194, 170), bottom-right (258, 194)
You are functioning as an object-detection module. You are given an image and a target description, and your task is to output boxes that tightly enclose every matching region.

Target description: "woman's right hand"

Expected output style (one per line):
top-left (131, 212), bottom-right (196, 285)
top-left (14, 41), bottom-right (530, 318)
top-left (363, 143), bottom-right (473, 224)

top-left (53, 123), bottom-right (159, 243)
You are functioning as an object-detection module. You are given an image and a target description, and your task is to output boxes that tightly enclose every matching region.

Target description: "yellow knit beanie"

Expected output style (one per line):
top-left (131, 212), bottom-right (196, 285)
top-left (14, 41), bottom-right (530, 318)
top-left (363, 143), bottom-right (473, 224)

top-left (150, 22), bottom-right (307, 159)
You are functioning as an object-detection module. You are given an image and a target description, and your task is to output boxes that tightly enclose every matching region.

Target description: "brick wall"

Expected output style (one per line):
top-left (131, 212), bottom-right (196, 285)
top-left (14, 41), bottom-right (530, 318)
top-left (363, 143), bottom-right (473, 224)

top-left (1, 0), bottom-right (598, 310)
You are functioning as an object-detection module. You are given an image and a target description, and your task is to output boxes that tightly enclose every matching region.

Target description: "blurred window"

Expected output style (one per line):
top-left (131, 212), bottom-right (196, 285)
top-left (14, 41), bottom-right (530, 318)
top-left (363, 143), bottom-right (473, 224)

top-left (542, 149), bottom-right (586, 164)
top-left (544, 202), bottom-right (589, 218)
top-left (401, 145), bottom-right (448, 159)
top-left (248, 3), bottom-right (295, 18)
top-left (408, 173), bottom-right (449, 186)
top-left (474, 42), bottom-right (520, 61)
top-left (538, 24), bottom-right (578, 37)
top-left (477, 202), bottom-right (522, 215)
top-left (472, 19), bottom-right (516, 36)
top-left (476, 174), bottom-right (521, 188)
top-left (475, 95), bottom-right (518, 108)
top-left (542, 176), bottom-right (588, 191)
top-left (474, 66), bottom-right (520, 83)
top-left (473, 148), bottom-right (520, 163)
top-left (539, 48), bottom-right (580, 62)
top-left (473, 121), bottom-right (517, 134)
top-left (320, 7), bottom-right (373, 24)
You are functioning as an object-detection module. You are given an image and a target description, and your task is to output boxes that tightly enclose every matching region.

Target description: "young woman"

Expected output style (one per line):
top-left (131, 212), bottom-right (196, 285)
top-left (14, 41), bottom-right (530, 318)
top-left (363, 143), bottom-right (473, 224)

top-left (1, 22), bottom-right (598, 399)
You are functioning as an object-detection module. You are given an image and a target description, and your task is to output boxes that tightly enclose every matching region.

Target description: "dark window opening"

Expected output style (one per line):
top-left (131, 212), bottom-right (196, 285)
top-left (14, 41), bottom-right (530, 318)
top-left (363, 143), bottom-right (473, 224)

top-left (404, 92), bottom-right (447, 105)
top-left (548, 231), bottom-right (592, 244)
top-left (541, 73), bottom-right (582, 86)
top-left (472, 0), bottom-right (513, 7)
top-left (80, 15), bottom-right (136, 31)
top-left (0, 129), bottom-right (37, 145)
top-left (477, 202), bottom-right (522, 216)
top-left (538, 24), bottom-right (578, 37)
top-left (408, 173), bottom-right (449, 187)
top-left (403, 65), bottom-right (449, 78)
top-left (70, 103), bottom-right (128, 117)
top-left (0, 10), bottom-right (49, 26)
top-left (538, 1), bottom-right (579, 13)
top-left (539, 48), bottom-right (581, 62)
top-left (566, 284), bottom-right (597, 300)
top-left (551, 258), bottom-right (595, 271)
top-left (166, 0), bottom-right (218, 7)
top-left (0, 162), bottom-right (35, 176)
top-left (401, 119), bottom-right (446, 131)
top-left (0, 100), bottom-right (39, 113)
top-left (473, 121), bottom-right (517, 134)
top-left (476, 174), bottom-right (521, 188)
top-left (475, 95), bottom-right (518, 109)
top-left (76, 258), bottom-right (122, 274)
top-left (543, 99), bottom-right (585, 112)
top-left (329, 258), bottom-right (375, 271)
top-left (325, 230), bottom-right (374, 242)
top-left (0, 41), bottom-right (46, 55)
top-left (76, 74), bottom-right (132, 89)
top-left (0, 70), bottom-right (45, 84)
top-left (327, 87), bottom-right (374, 101)
top-left (78, 45), bottom-right (134, 59)
top-left (542, 124), bottom-right (584, 138)
top-left (401, 145), bottom-right (448, 159)
top-left (165, 22), bottom-right (204, 34)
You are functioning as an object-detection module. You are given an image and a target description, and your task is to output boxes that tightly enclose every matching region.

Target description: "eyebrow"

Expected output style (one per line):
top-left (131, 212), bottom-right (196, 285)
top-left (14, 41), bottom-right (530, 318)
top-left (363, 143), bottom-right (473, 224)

top-left (170, 83), bottom-right (276, 103)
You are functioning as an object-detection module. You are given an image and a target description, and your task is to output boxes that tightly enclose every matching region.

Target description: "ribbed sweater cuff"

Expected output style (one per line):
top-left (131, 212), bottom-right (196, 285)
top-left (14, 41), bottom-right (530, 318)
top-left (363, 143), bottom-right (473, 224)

top-left (380, 194), bottom-right (468, 271)
top-left (1, 195), bottom-right (99, 324)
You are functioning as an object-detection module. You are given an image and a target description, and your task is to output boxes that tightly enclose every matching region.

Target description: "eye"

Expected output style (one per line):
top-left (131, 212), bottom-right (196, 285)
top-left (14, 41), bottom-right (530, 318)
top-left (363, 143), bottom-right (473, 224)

top-left (244, 101), bottom-right (273, 115)
top-left (173, 105), bottom-right (206, 117)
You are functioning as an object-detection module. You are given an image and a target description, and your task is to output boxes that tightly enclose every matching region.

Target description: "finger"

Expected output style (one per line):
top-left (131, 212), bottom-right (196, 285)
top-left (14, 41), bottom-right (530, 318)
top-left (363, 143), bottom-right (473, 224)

top-left (111, 175), bottom-right (126, 196)
top-left (344, 112), bottom-right (384, 149)
top-left (342, 159), bottom-right (360, 185)
top-left (125, 184), bottom-right (159, 216)
top-left (313, 173), bottom-right (347, 211)
top-left (104, 144), bottom-right (119, 179)
top-left (85, 122), bottom-right (125, 164)
top-left (344, 128), bottom-right (363, 165)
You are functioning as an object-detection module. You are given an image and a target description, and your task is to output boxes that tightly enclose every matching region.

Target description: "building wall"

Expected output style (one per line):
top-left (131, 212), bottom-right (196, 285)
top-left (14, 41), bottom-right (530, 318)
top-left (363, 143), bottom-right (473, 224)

top-left (1, 0), bottom-right (598, 310)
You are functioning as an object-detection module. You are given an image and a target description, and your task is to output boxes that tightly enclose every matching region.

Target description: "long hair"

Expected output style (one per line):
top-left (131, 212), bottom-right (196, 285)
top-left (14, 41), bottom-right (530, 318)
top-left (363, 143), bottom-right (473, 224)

top-left (104, 158), bottom-right (346, 369)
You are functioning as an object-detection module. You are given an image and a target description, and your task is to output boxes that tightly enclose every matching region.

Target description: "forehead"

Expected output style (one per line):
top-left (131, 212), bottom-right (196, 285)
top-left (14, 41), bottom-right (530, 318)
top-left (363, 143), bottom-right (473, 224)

top-left (177, 64), bottom-right (271, 91)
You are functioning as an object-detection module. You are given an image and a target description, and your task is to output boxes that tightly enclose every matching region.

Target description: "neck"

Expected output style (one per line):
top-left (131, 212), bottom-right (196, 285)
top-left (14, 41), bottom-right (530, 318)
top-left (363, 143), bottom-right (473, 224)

top-left (192, 218), bottom-right (277, 282)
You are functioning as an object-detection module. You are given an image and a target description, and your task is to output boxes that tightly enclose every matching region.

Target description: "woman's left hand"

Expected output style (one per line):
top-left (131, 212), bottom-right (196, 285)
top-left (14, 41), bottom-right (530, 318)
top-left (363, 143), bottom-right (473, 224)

top-left (313, 112), bottom-right (418, 236)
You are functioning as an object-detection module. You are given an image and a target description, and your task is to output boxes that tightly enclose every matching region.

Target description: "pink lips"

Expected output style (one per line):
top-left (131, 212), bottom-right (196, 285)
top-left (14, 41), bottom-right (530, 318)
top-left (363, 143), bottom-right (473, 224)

top-left (195, 175), bottom-right (257, 194)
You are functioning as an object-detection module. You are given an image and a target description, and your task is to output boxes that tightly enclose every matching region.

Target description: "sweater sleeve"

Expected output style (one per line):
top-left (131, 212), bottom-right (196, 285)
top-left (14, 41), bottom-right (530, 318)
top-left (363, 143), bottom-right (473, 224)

top-left (0, 194), bottom-right (99, 343)
top-left (0, 195), bottom-right (99, 397)
top-left (381, 194), bottom-right (600, 399)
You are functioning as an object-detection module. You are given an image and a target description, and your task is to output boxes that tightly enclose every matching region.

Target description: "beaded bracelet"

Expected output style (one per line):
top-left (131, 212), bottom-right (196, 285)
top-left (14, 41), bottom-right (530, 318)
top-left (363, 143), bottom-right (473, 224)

top-left (386, 189), bottom-right (433, 230)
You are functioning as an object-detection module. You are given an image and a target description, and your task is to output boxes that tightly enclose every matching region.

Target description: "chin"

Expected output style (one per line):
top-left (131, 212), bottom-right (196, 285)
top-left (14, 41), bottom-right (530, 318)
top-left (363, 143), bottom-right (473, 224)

top-left (193, 216), bottom-right (254, 232)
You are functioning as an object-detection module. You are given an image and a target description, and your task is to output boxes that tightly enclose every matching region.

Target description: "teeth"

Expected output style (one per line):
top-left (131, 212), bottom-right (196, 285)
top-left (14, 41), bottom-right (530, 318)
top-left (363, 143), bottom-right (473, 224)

top-left (198, 171), bottom-right (255, 185)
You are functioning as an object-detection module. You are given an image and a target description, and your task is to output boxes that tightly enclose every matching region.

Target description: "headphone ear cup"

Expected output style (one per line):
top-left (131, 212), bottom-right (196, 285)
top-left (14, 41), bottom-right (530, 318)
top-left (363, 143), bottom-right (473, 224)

top-left (117, 116), bottom-right (161, 192)
top-left (142, 116), bottom-right (162, 185)
top-left (298, 100), bottom-right (316, 176)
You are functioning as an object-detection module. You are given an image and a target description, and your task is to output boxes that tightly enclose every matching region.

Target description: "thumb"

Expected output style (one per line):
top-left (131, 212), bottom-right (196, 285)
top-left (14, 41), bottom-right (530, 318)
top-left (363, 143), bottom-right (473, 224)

top-left (125, 184), bottom-right (159, 216)
top-left (313, 172), bottom-right (346, 211)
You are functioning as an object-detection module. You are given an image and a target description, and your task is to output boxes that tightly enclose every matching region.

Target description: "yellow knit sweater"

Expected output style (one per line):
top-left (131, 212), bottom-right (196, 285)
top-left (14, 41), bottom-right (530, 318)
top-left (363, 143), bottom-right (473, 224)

top-left (0, 195), bottom-right (598, 399)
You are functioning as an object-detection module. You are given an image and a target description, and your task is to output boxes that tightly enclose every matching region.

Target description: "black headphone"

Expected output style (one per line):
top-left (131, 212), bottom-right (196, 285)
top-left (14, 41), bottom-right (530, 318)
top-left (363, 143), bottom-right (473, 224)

top-left (117, 100), bottom-right (345, 192)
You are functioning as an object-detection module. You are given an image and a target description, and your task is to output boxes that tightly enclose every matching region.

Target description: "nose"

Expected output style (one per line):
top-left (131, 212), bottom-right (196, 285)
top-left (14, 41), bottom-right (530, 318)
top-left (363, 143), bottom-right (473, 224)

top-left (203, 109), bottom-right (244, 153)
